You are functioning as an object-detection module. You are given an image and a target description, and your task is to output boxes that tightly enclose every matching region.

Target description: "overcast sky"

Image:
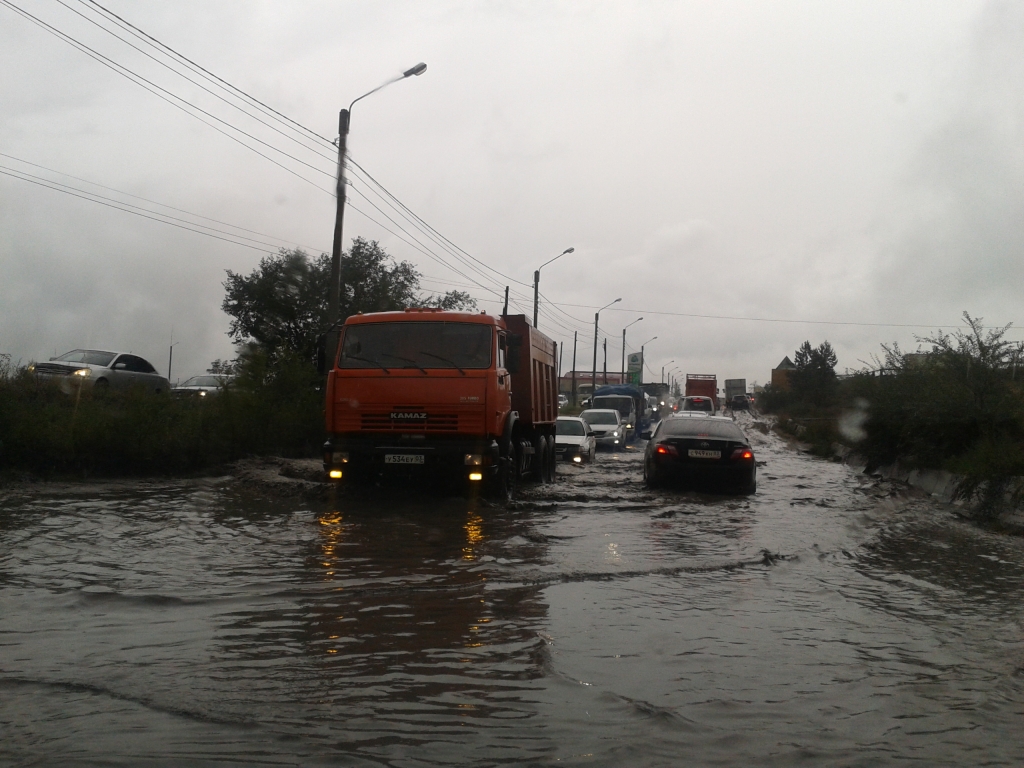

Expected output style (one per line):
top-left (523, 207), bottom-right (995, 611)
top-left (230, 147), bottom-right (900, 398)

top-left (2, 0), bottom-right (1021, 386)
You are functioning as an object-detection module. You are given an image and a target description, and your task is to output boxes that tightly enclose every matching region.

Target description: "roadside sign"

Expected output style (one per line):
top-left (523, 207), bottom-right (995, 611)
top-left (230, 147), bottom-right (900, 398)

top-left (627, 353), bottom-right (642, 372)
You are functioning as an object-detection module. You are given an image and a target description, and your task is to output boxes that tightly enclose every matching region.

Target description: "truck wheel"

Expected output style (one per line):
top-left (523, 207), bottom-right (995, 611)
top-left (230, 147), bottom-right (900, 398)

top-left (533, 438), bottom-right (547, 483)
top-left (545, 435), bottom-right (557, 482)
top-left (491, 443), bottom-right (517, 501)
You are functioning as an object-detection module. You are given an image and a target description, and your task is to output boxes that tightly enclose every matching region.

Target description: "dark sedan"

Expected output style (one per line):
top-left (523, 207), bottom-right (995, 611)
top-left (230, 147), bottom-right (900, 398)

top-left (641, 415), bottom-right (756, 493)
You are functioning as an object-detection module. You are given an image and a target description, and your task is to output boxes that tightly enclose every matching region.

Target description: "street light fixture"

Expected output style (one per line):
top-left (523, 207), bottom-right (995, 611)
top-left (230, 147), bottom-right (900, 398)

top-left (662, 359), bottom-right (674, 384)
top-left (639, 336), bottom-right (657, 385)
top-left (327, 62), bottom-right (428, 362)
top-left (621, 317), bottom-right (643, 381)
top-left (591, 298), bottom-right (621, 402)
top-left (533, 247), bottom-right (574, 328)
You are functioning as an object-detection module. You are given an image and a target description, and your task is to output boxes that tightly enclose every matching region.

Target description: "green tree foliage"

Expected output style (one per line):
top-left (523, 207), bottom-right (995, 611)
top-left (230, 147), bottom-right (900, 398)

top-left (790, 340), bottom-right (838, 406)
top-left (853, 313), bottom-right (1024, 516)
top-left (221, 238), bottom-right (476, 362)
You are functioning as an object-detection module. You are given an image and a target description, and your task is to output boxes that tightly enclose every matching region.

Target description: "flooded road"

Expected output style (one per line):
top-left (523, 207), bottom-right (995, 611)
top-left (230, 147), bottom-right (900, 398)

top-left (3, 414), bottom-right (1024, 766)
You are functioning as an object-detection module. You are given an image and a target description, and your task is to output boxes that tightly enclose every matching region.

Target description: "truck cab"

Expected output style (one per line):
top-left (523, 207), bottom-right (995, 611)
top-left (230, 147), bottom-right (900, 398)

top-left (322, 309), bottom-right (557, 498)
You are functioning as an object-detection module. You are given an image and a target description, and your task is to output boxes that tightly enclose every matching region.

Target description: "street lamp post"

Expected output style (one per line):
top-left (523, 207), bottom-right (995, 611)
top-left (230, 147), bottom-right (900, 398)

top-left (327, 62), bottom-right (427, 362)
top-left (591, 298), bottom-right (621, 402)
top-left (661, 359), bottom-right (674, 384)
top-left (621, 317), bottom-right (643, 382)
top-left (639, 336), bottom-right (657, 385)
top-left (533, 247), bottom-right (574, 328)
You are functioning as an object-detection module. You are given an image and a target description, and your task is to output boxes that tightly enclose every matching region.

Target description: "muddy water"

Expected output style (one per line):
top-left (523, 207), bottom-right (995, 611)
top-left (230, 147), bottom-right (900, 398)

top-left (2, 415), bottom-right (1024, 766)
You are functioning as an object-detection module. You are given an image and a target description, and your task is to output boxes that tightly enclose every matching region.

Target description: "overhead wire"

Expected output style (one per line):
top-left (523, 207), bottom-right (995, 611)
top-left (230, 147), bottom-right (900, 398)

top-left (0, 0), bottom-right (334, 194)
top-left (0, 167), bottom-right (279, 254)
top-left (0, 152), bottom-right (327, 253)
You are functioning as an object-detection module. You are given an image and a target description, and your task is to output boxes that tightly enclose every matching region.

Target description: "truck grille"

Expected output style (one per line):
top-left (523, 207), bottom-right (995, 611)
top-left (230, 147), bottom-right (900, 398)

top-left (360, 412), bottom-right (460, 432)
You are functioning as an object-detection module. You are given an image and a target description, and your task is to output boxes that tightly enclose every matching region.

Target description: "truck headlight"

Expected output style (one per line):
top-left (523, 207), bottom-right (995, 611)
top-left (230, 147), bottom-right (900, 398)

top-left (468, 472), bottom-right (483, 481)
top-left (613, 430), bottom-right (620, 437)
top-left (332, 451), bottom-right (349, 464)
top-left (464, 454), bottom-right (483, 466)
top-left (328, 470), bottom-right (343, 479)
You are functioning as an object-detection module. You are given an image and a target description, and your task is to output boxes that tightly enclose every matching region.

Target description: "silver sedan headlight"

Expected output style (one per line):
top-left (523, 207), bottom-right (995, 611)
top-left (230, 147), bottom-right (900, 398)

top-left (73, 368), bottom-right (91, 377)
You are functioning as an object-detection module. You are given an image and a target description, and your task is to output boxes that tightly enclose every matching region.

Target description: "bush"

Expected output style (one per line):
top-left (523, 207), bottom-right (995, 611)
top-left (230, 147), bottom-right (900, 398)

top-left (0, 352), bottom-right (324, 477)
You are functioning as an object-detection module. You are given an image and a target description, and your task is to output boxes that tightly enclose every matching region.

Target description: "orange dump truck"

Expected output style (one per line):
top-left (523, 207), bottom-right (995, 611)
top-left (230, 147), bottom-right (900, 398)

top-left (322, 308), bottom-right (558, 498)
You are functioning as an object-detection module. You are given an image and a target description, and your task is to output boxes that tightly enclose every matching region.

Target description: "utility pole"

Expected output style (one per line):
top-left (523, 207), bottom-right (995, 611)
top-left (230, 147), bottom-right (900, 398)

top-left (591, 299), bottom-right (620, 403)
top-left (503, 286), bottom-right (509, 315)
top-left (571, 331), bottom-right (578, 406)
top-left (602, 338), bottom-right (608, 384)
top-left (326, 108), bottom-right (349, 366)
top-left (591, 313), bottom-right (598, 404)
top-left (327, 63), bottom-right (426, 366)
top-left (168, 341), bottom-right (179, 386)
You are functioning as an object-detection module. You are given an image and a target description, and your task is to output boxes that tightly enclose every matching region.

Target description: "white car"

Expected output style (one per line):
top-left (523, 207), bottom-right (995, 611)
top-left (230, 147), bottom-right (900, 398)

top-left (558, 393), bottom-right (569, 408)
top-left (30, 349), bottom-right (169, 394)
top-left (579, 408), bottom-right (625, 449)
top-left (555, 416), bottom-right (597, 463)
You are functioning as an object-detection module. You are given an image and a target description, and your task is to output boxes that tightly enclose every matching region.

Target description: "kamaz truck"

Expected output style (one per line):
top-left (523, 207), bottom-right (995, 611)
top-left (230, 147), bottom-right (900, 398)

top-left (322, 308), bottom-right (558, 499)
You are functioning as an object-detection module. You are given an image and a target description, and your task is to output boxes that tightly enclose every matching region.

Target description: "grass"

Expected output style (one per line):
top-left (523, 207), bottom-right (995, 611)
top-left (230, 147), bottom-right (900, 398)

top-left (0, 358), bottom-right (324, 478)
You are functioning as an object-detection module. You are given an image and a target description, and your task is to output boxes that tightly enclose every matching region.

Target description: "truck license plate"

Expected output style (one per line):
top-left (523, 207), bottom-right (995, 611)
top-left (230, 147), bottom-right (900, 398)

top-left (688, 449), bottom-right (720, 459)
top-left (384, 454), bottom-right (425, 465)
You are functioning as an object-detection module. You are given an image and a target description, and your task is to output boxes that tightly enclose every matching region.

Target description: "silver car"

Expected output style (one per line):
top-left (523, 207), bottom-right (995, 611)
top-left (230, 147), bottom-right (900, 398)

top-left (173, 375), bottom-right (231, 398)
top-left (579, 408), bottom-right (626, 449)
top-left (30, 349), bottom-right (169, 394)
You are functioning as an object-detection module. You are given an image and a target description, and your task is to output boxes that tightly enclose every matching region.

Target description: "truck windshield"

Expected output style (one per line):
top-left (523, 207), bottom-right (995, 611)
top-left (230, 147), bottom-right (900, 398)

top-left (594, 396), bottom-right (633, 418)
top-left (339, 322), bottom-right (492, 370)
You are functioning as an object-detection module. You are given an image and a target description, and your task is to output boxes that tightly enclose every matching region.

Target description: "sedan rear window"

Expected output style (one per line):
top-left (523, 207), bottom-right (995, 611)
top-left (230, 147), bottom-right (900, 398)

top-left (581, 411), bottom-right (618, 425)
top-left (661, 419), bottom-right (746, 440)
top-left (556, 420), bottom-right (586, 436)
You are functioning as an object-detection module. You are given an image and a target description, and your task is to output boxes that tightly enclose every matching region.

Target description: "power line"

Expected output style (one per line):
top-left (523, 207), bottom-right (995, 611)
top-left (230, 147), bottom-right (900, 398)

top-left (0, 0), bottom-right (334, 193)
top-left (0, 167), bottom-right (278, 253)
top-left (64, 0), bottom-right (339, 164)
top-left (0, 152), bottom-right (327, 253)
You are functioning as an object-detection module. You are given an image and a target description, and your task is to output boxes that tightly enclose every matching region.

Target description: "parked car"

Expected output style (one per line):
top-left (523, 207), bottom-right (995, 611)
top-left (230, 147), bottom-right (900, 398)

top-left (728, 394), bottom-right (751, 410)
top-left (579, 408), bottom-right (625, 449)
top-left (29, 349), bottom-right (169, 394)
top-left (554, 416), bottom-right (597, 463)
top-left (558, 393), bottom-right (569, 409)
top-left (679, 395), bottom-right (716, 415)
top-left (173, 375), bottom-right (231, 398)
top-left (641, 415), bottom-right (756, 493)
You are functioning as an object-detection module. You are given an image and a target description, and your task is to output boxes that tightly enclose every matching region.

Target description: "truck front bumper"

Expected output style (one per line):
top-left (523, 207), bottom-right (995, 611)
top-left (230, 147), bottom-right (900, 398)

top-left (323, 435), bottom-right (501, 483)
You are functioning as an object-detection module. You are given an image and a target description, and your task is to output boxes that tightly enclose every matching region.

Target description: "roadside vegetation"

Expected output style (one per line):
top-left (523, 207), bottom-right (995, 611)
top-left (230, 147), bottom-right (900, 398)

top-left (759, 314), bottom-right (1024, 519)
top-left (0, 240), bottom-right (475, 479)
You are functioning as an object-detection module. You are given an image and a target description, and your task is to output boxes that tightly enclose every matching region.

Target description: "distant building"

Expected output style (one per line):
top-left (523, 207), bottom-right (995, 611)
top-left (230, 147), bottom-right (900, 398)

top-left (771, 356), bottom-right (796, 391)
top-left (560, 371), bottom-right (624, 394)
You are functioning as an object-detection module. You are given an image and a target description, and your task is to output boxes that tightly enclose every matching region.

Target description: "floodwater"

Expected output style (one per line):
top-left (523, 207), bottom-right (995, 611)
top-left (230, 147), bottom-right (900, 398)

top-left (2, 414), bottom-right (1024, 767)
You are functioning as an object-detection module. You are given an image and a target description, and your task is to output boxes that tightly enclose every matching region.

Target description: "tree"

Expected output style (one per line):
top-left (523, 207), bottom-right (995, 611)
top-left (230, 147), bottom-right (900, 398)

top-left (790, 340), bottom-right (838, 406)
top-left (221, 238), bottom-right (476, 362)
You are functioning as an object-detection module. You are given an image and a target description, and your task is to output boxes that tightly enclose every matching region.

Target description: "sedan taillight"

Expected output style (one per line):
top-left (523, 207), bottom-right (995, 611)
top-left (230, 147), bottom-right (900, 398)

top-left (731, 448), bottom-right (754, 460)
top-left (655, 444), bottom-right (679, 457)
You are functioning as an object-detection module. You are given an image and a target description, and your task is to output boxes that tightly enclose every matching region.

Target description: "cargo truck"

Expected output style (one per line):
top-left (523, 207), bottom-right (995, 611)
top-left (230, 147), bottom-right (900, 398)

top-left (321, 308), bottom-right (558, 499)
top-left (685, 373), bottom-right (718, 410)
top-left (724, 378), bottom-right (746, 402)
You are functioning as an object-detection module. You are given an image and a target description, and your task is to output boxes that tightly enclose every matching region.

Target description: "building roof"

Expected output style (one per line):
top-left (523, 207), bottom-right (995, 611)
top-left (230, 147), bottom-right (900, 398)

top-left (774, 356), bottom-right (796, 370)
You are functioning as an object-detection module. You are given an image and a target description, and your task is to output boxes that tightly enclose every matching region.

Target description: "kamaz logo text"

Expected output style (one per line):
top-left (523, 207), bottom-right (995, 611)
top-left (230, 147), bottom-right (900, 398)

top-left (390, 412), bottom-right (428, 420)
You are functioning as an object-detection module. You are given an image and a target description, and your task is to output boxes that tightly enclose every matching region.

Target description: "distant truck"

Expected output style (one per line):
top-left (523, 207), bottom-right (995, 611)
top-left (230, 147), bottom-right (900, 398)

top-left (592, 384), bottom-right (648, 441)
top-left (321, 309), bottom-right (558, 499)
top-left (724, 379), bottom-right (747, 403)
top-left (685, 374), bottom-right (718, 410)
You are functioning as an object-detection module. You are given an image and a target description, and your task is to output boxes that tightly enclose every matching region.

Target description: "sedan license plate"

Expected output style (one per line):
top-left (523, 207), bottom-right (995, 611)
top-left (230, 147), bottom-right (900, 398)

top-left (688, 449), bottom-right (720, 459)
top-left (384, 454), bottom-right (425, 465)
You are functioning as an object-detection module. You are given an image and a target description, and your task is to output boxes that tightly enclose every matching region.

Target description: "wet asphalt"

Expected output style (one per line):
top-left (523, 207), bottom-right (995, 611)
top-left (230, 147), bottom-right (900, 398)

top-left (2, 412), bottom-right (1024, 766)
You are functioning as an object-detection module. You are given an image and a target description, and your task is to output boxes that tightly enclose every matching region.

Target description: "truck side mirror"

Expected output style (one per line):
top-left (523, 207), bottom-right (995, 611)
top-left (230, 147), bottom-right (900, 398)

top-left (315, 334), bottom-right (327, 375)
top-left (506, 334), bottom-right (522, 374)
